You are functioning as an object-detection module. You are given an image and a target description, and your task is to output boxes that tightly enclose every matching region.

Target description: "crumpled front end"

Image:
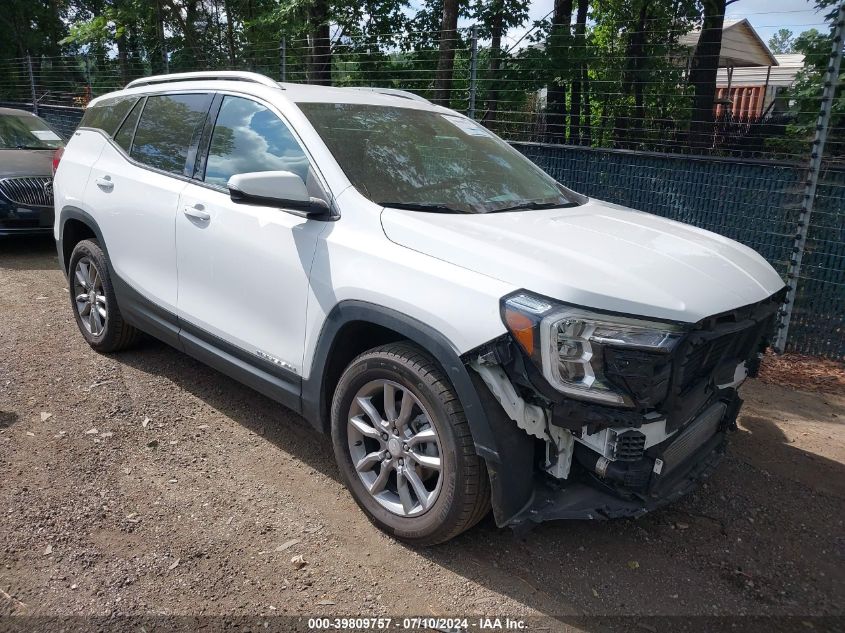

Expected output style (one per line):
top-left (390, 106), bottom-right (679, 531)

top-left (466, 290), bottom-right (783, 528)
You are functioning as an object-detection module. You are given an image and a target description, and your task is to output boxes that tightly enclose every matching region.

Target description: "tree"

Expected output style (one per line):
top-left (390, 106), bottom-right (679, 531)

top-left (433, 0), bottom-right (461, 105)
top-left (617, 0), bottom-right (650, 147)
top-left (768, 28), bottom-right (794, 54)
top-left (0, 0), bottom-right (68, 59)
top-left (471, 0), bottom-right (530, 126)
top-left (482, 1), bottom-right (504, 125)
top-left (568, 0), bottom-right (690, 150)
top-left (545, 0), bottom-right (574, 141)
top-left (309, 0), bottom-right (332, 84)
top-left (688, 0), bottom-right (731, 149)
top-left (772, 24), bottom-right (845, 158)
top-left (570, 0), bottom-right (589, 144)
top-left (0, 0), bottom-right (766, 157)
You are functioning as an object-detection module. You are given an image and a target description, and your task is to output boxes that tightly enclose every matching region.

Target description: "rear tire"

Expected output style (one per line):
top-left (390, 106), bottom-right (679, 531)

top-left (68, 239), bottom-right (139, 353)
top-left (330, 342), bottom-right (490, 545)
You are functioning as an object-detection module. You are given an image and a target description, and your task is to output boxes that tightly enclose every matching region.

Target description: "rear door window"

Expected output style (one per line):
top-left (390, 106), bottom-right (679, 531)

top-left (130, 93), bottom-right (212, 176)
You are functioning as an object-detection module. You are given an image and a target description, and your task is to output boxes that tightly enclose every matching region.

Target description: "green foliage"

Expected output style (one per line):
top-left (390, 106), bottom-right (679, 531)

top-left (768, 28), bottom-right (794, 55)
top-left (470, 0), bottom-right (529, 39)
top-left (768, 25), bottom-right (844, 158)
top-left (1, 0), bottom-right (839, 159)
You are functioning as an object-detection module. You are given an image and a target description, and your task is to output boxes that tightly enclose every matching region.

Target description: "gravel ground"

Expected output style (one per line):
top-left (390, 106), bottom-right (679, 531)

top-left (1, 237), bottom-right (843, 628)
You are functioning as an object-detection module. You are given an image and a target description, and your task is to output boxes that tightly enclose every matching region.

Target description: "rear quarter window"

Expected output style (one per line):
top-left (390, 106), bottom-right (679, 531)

top-left (114, 98), bottom-right (144, 153)
top-left (79, 95), bottom-right (139, 137)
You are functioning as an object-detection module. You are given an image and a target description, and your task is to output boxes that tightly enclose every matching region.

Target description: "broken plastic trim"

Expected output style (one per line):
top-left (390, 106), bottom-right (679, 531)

top-left (470, 356), bottom-right (574, 479)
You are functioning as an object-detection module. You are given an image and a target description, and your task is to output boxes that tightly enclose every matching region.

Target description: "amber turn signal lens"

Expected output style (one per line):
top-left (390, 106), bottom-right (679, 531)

top-left (504, 309), bottom-right (535, 356)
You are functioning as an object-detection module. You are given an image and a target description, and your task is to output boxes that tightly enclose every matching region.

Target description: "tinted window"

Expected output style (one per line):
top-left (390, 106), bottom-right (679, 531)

top-left (131, 94), bottom-right (211, 175)
top-left (79, 95), bottom-right (138, 136)
top-left (114, 98), bottom-right (144, 153)
top-left (203, 96), bottom-right (310, 188)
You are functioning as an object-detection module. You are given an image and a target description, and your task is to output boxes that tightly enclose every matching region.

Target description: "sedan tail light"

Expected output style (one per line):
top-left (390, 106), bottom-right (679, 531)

top-left (52, 147), bottom-right (64, 176)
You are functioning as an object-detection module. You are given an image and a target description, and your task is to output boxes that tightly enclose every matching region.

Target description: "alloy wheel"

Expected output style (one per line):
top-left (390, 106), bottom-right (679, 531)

top-left (73, 257), bottom-right (107, 337)
top-left (347, 379), bottom-right (443, 517)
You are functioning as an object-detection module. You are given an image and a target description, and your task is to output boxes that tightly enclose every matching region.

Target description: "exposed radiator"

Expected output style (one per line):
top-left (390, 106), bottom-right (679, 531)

top-left (660, 402), bottom-right (725, 473)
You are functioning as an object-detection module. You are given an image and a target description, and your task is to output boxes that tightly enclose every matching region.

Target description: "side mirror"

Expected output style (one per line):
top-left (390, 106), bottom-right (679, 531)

top-left (227, 171), bottom-right (331, 217)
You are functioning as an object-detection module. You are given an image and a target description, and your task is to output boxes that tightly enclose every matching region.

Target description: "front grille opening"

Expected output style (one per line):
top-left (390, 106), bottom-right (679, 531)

top-left (0, 177), bottom-right (53, 208)
top-left (681, 334), bottom-right (735, 388)
top-left (677, 317), bottom-right (770, 392)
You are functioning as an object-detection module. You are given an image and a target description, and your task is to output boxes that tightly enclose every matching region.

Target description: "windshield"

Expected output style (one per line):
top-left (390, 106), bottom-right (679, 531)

top-left (297, 103), bottom-right (579, 214)
top-left (0, 113), bottom-right (64, 150)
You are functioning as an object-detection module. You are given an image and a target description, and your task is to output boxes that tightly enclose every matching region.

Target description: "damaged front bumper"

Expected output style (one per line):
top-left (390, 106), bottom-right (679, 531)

top-left (472, 367), bottom-right (739, 528)
top-left (512, 405), bottom-right (730, 527)
top-left (466, 292), bottom-right (781, 530)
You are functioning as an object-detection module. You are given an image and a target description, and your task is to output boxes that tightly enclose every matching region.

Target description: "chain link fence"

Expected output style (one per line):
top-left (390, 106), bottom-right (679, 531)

top-left (1, 9), bottom-right (843, 359)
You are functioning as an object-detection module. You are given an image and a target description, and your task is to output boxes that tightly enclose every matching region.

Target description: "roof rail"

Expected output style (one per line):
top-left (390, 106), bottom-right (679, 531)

top-left (126, 71), bottom-right (280, 90)
top-left (348, 87), bottom-right (431, 104)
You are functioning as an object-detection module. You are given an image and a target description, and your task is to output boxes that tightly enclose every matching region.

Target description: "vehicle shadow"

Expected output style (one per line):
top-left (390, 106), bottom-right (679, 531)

top-left (735, 414), bottom-right (845, 498)
top-left (0, 235), bottom-right (58, 270)
top-left (115, 338), bottom-right (844, 621)
top-left (115, 337), bottom-right (340, 480)
top-left (416, 413), bottom-right (845, 621)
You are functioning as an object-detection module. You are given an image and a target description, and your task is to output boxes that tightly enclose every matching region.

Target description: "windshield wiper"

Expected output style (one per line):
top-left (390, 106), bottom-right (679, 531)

top-left (378, 201), bottom-right (467, 214)
top-left (488, 200), bottom-right (577, 213)
top-left (14, 144), bottom-right (51, 150)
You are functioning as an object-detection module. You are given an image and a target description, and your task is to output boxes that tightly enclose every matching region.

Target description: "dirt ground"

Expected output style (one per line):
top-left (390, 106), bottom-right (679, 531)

top-left (1, 237), bottom-right (843, 629)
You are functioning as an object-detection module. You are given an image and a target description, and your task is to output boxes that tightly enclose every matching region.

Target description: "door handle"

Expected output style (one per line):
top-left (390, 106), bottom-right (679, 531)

top-left (95, 176), bottom-right (114, 191)
top-left (183, 204), bottom-right (210, 221)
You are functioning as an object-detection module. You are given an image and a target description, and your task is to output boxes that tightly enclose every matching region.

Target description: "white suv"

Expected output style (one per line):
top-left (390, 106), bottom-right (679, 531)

top-left (54, 71), bottom-right (785, 544)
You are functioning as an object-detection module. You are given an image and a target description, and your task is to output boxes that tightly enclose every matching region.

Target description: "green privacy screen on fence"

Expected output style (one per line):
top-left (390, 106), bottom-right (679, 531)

top-left (4, 103), bottom-right (842, 360)
top-left (513, 142), bottom-right (844, 361)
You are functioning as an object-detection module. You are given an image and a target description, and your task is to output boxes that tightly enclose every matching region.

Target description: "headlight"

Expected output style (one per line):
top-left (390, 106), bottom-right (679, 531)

top-left (502, 292), bottom-right (685, 406)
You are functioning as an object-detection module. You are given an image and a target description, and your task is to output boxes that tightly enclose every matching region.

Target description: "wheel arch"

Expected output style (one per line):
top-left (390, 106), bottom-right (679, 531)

top-left (301, 300), bottom-right (503, 464)
top-left (57, 206), bottom-right (107, 276)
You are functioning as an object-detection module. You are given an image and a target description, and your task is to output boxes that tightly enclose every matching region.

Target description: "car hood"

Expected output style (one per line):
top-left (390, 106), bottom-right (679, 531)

top-left (0, 149), bottom-right (53, 178)
top-left (380, 198), bottom-right (785, 323)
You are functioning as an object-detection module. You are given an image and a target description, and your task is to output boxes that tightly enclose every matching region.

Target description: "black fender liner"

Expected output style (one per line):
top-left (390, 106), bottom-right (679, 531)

top-left (468, 371), bottom-right (536, 526)
top-left (301, 301), bottom-right (537, 525)
top-left (56, 206), bottom-right (106, 276)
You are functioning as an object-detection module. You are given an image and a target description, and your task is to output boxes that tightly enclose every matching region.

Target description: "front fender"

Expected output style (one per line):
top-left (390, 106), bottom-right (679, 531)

top-left (302, 300), bottom-right (502, 463)
top-left (301, 300), bottom-right (537, 525)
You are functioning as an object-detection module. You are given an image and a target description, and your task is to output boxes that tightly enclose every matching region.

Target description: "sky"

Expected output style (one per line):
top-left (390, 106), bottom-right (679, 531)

top-left (462, 0), bottom-right (831, 50)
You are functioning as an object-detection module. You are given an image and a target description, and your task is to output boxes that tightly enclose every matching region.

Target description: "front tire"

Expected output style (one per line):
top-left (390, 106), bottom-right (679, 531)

top-left (330, 342), bottom-right (490, 545)
top-left (68, 239), bottom-right (139, 353)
